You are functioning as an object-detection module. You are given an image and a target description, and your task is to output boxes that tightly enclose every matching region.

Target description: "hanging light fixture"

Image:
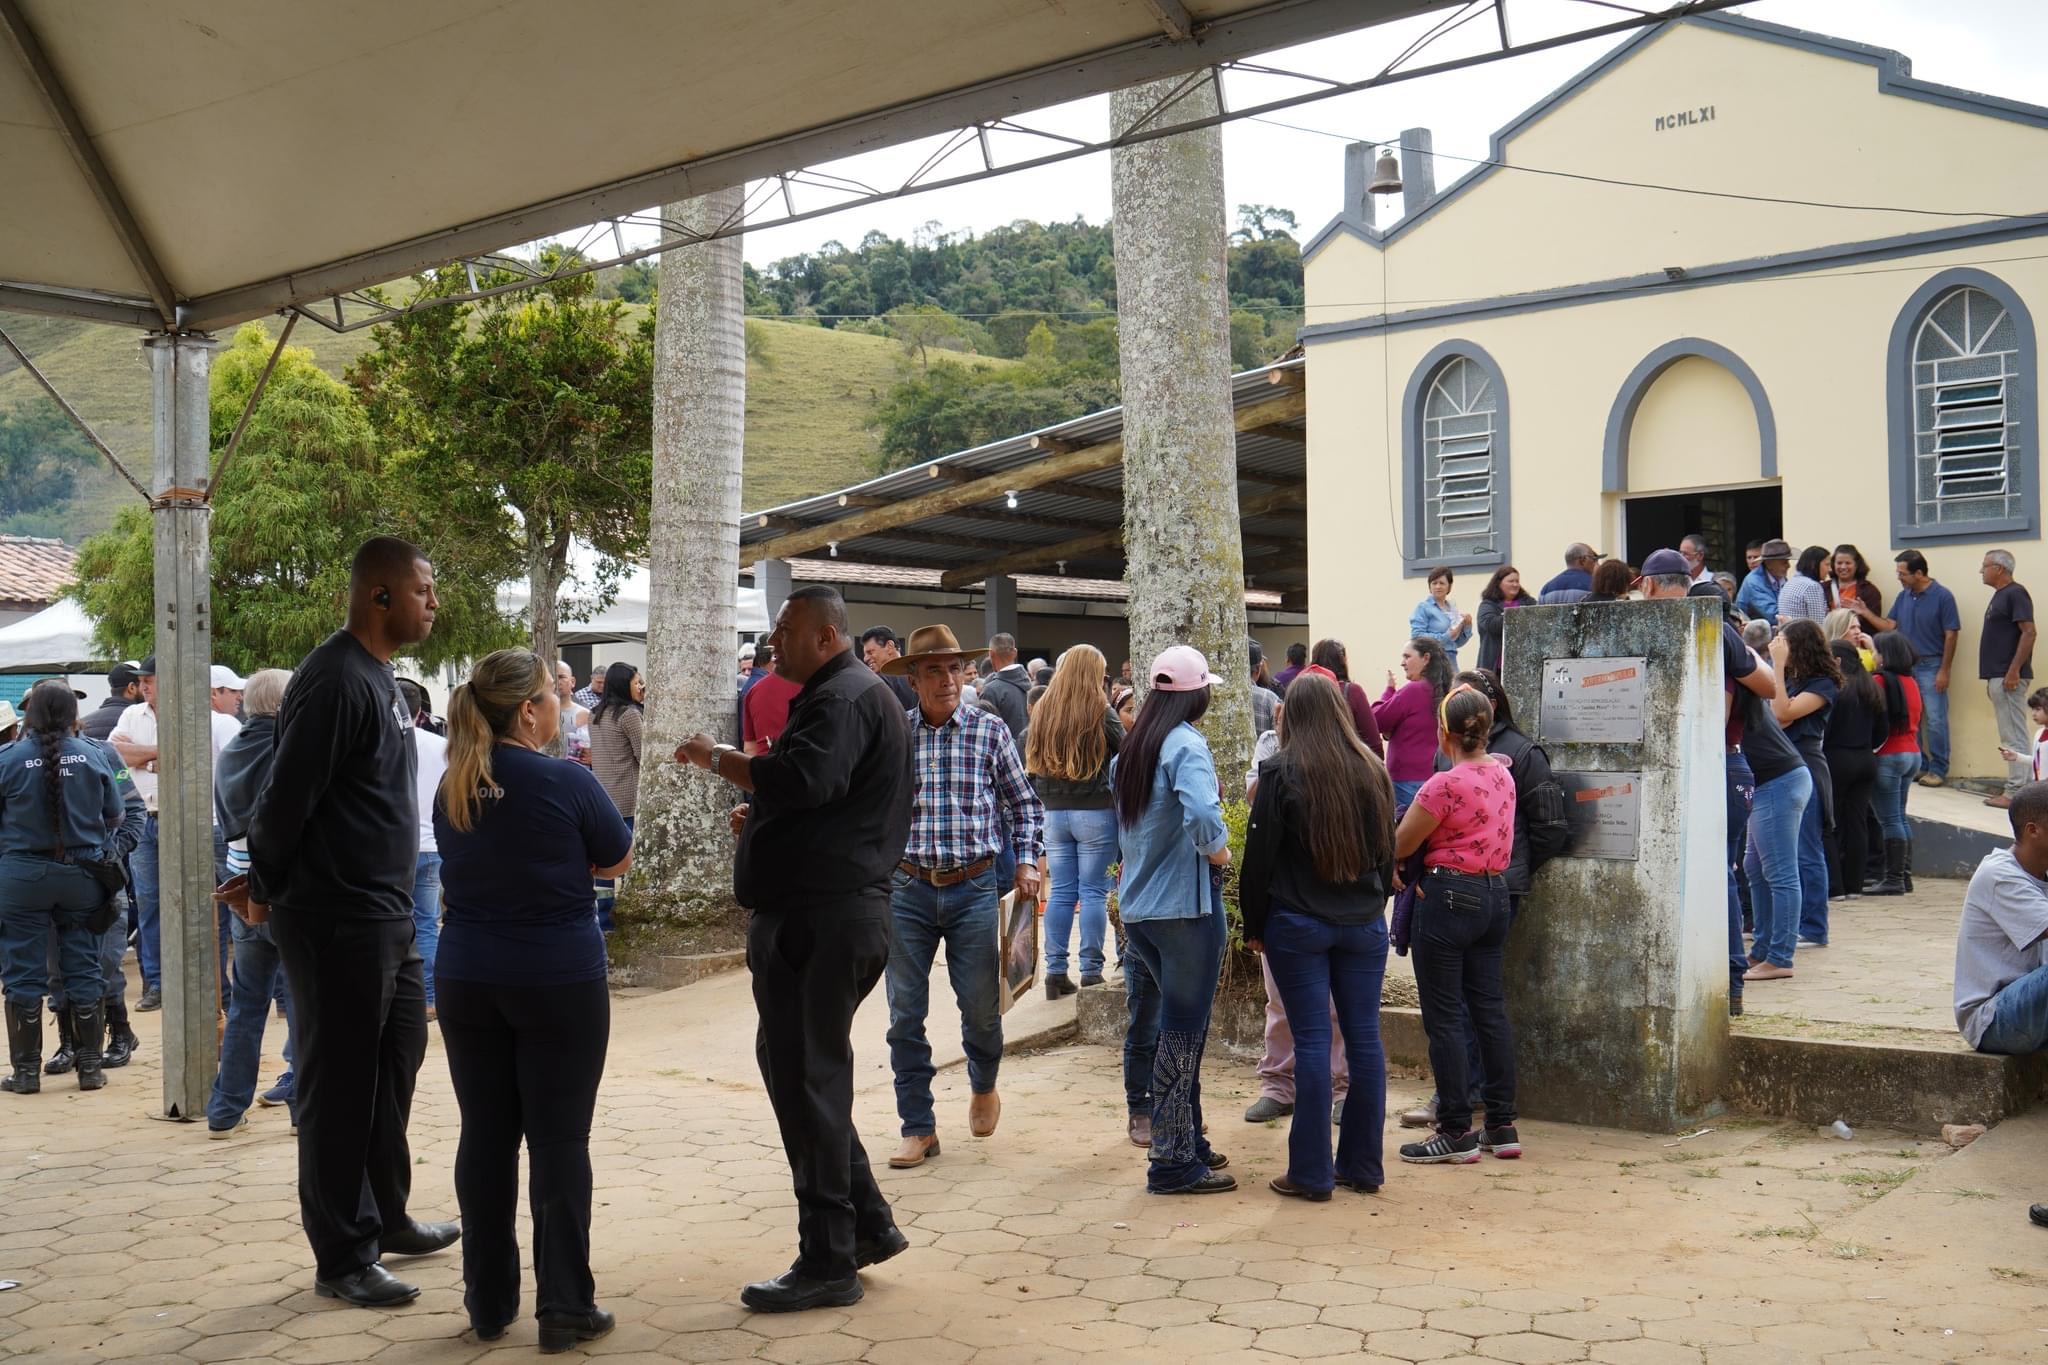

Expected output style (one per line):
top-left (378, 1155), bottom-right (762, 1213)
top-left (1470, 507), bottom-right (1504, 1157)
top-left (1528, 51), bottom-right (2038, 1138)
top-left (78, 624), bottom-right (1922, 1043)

top-left (1367, 146), bottom-right (1402, 196)
top-left (828, 541), bottom-right (839, 558)
top-left (1005, 489), bottom-right (1019, 509)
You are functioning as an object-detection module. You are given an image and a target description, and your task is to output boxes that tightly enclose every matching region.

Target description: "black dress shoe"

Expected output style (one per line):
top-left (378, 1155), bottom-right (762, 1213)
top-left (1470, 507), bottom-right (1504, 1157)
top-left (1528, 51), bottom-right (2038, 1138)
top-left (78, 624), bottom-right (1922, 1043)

top-left (740, 1268), bottom-right (864, 1313)
top-left (1335, 1176), bottom-right (1382, 1195)
top-left (2031, 1203), bottom-right (2048, 1229)
top-left (314, 1264), bottom-right (419, 1307)
top-left (1044, 973), bottom-right (1077, 1000)
top-left (1270, 1176), bottom-right (1331, 1202)
top-left (855, 1225), bottom-right (910, 1269)
top-left (470, 1321), bottom-right (508, 1342)
top-left (1155, 1172), bottom-right (1236, 1195)
top-left (381, 1220), bottom-right (460, 1257)
top-left (538, 1306), bottom-right (615, 1354)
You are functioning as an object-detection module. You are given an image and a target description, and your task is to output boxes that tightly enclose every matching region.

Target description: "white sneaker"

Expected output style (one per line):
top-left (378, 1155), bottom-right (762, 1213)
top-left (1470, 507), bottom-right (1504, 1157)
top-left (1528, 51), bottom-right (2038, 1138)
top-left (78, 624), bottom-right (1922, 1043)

top-left (207, 1115), bottom-right (250, 1141)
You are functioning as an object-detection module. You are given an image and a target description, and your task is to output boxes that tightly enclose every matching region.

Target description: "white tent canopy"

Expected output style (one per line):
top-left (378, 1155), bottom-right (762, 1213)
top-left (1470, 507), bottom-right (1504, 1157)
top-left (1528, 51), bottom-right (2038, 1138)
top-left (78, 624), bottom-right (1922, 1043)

top-left (0, 596), bottom-right (100, 670)
top-left (0, 0), bottom-right (1431, 332)
top-left (497, 559), bottom-right (771, 643)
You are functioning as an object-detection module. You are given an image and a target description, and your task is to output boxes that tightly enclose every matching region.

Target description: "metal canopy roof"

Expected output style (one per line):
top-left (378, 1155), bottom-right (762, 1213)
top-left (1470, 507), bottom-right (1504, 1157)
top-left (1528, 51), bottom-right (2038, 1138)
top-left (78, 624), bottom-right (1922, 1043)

top-left (739, 357), bottom-right (1308, 606)
top-left (0, 0), bottom-right (1439, 333)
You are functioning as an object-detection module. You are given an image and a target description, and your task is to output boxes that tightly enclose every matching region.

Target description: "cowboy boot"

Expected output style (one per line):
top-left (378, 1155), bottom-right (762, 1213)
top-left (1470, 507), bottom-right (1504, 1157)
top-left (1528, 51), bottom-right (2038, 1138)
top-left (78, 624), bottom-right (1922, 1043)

top-left (2, 999), bottom-right (42, 1094)
top-left (72, 1000), bottom-right (105, 1092)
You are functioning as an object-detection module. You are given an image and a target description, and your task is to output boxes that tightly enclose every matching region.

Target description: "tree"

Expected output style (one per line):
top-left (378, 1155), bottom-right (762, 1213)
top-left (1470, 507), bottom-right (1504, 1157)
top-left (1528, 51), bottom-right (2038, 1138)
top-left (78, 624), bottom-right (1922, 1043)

top-left (71, 323), bottom-right (513, 672)
top-left (1110, 77), bottom-right (1254, 779)
top-left (0, 400), bottom-right (95, 532)
top-left (351, 256), bottom-right (653, 667)
top-left (886, 303), bottom-right (970, 371)
top-left (630, 187), bottom-right (748, 922)
top-left (1231, 203), bottom-right (1299, 242)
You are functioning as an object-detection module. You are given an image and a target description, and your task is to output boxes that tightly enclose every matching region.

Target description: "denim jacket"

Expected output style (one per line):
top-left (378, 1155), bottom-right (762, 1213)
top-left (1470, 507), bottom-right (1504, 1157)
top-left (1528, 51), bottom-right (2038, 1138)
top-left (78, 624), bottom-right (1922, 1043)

top-left (1409, 596), bottom-right (1474, 667)
top-left (1113, 723), bottom-right (1229, 922)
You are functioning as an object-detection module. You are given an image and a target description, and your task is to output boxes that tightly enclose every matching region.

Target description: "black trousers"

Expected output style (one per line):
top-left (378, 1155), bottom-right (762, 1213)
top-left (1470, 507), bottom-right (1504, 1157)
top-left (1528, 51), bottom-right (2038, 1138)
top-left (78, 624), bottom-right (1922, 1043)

top-left (1826, 747), bottom-right (1876, 897)
top-left (270, 907), bottom-right (428, 1279)
top-left (438, 975), bottom-right (608, 1324)
top-left (1410, 868), bottom-right (1517, 1134)
top-left (748, 899), bottom-right (894, 1281)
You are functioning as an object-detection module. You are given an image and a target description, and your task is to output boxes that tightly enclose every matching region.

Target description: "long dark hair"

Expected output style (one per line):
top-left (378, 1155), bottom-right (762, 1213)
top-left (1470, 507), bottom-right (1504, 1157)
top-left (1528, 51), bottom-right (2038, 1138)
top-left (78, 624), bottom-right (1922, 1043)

top-left (1796, 545), bottom-right (1830, 581)
top-left (1832, 543), bottom-right (1870, 583)
top-left (1480, 565), bottom-right (1525, 604)
top-left (591, 661), bottom-right (641, 726)
top-left (1113, 686), bottom-right (1211, 828)
top-left (1410, 636), bottom-right (1453, 706)
top-left (1872, 629), bottom-right (1917, 675)
top-left (1780, 618), bottom-right (1842, 685)
top-left (1831, 640), bottom-right (1878, 714)
top-left (1275, 673), bottom-right (1393, 881)
top-left (24, 680), bottom-right (78, 857)
top-left (1455, 668), bottom-right (1517, 731)
top-left (1309, 638), bottom-right (1352, 684)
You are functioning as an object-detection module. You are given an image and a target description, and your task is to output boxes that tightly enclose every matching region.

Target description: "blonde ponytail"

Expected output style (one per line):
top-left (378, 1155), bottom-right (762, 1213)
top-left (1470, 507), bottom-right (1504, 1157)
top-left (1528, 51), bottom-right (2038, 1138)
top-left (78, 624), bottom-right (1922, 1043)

top-left (439, 649), bottom-right (551, 833)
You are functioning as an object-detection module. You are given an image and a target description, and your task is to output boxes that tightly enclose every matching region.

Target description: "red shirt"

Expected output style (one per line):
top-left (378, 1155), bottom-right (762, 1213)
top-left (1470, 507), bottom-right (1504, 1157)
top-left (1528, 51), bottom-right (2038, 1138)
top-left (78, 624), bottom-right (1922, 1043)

top-left (742, 672), bottom-right (804, 748)
top-left (1876, 673), bottom-right (1922, 756)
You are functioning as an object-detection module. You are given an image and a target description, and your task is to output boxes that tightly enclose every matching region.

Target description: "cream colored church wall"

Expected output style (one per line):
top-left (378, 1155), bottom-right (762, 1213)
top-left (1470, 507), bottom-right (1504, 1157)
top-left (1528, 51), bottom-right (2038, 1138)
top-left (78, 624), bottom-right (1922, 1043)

top-left (1305, 244), bottom-right (2048, 779)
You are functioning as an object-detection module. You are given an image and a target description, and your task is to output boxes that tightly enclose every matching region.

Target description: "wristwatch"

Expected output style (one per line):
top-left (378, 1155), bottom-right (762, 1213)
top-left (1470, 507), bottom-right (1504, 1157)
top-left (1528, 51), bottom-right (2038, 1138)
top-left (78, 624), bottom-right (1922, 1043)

top-left (709, 743), bottom-right (738, 767)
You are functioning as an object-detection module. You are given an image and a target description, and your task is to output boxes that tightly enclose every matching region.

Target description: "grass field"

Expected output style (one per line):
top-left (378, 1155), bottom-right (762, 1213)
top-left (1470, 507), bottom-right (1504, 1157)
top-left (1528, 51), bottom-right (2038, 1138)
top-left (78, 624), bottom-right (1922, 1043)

top-left (0, 310), bottom-right (1005, 542)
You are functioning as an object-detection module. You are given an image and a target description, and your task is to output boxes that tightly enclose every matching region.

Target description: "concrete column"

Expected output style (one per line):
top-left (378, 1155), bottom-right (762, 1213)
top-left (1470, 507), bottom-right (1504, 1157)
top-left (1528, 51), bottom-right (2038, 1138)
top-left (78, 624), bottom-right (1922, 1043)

top-left (1400, 127), bottom-right (1436, 220)
top-left (984, 574), bottom-right (1018, 644)
top-left (144, 330), bottom-right (219, 1122)
top-left (755, 557), bottom-right (792, 625)
top-left (1499, 596), bottom-right (1727, 1130)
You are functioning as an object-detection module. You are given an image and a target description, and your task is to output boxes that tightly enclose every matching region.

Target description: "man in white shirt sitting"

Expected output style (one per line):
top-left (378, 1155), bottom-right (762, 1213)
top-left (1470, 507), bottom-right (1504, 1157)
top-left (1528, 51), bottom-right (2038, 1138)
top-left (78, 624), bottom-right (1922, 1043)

top-left (1953, 780), bottom-right (2048, 1230)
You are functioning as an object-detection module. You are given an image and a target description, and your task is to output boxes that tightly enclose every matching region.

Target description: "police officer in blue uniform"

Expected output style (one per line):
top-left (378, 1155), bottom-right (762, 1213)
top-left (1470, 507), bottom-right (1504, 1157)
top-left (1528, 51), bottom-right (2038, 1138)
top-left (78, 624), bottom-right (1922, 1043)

top-left (1, 681), bottom-right (130, 1094)
top-left (44, 715), bottom-right (148, 1075)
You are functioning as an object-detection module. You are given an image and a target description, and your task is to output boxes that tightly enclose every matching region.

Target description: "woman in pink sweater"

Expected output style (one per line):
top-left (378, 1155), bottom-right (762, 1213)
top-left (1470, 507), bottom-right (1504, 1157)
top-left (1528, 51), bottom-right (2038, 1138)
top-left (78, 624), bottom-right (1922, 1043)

top-left (1375, 636), bottom-right (1453, 806)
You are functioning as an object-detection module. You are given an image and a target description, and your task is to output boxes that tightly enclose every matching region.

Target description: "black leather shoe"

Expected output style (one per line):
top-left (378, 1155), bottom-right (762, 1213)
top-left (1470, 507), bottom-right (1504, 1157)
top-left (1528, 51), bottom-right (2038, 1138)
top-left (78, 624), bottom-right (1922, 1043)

top-left (740, 1269), bottom-right (863, 1313)
top-left (1044, 973), bottom-right (1077, 1000)
top-left (855, 1225), bottom-right (910, 1269)
top-left (2031, 1203), bottom-right (2048, 1229)
top-left (1335, 1176), bottom-right (1382, 1195)
top-left (1079, 972), bottom-right (1105, 988)
top-left (538, 1307), bottom-right (615, 1353)
top-left (314, 1264), bottom-right (419, 1307)
top-left (1270, 1176), bottom-right (1331, 1202)
top-left (470, 1321), bottom-right (508, 1342)
top-left (381, 1220), bottom-right (460, 1257)
top-left (1155, 1172), bottom-right (1237, 1195)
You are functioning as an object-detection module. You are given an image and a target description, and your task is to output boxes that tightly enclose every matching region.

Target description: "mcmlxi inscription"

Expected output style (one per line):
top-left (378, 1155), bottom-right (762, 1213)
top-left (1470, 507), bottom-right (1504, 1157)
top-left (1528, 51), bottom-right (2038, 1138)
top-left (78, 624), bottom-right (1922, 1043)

top-left (1655, 105), bottom-right (1716, 130)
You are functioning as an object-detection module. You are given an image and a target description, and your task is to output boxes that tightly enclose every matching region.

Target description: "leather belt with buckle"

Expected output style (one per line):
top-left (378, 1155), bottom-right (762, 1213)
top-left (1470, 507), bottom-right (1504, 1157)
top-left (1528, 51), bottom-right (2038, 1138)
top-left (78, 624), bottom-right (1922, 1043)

top-left (897, 856), bottom-right (996, 887)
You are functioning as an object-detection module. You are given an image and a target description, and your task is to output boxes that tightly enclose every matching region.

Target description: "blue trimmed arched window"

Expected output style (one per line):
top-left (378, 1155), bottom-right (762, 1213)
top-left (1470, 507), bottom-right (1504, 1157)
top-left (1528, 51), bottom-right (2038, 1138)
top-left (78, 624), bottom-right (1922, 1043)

top-left (1402, 340), bottom-right (1510, 576)
top-left (1888, 269), bottom-right (2038, 543)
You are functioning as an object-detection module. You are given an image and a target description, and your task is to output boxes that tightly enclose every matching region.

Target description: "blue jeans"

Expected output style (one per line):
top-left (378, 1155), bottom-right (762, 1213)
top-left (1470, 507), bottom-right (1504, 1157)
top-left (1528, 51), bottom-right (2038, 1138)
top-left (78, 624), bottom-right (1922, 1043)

top-left (1725, 752), bottom-right (1755, 996)
top-left (1121, 889), bottom-right (1227, 1192)
top-left (207, 915), bottom-right (297, 1129)
top-left (1976, 964), bottom-right (2048, 1056)
top-left (1393, 779), bottom-right (1425, 809)
top-left (1123, 950), bottom-right (1160, 1114)
top-left (1912, 662), bottom-right (1949, 778)
top-left (1410, 869), bottom-right (1516, 1134)
top-left (1873, 750), bottom-right (1920, 842)
top-left (0, 860), bottom-right (105, 1008)
top-left (213, 826), bottom-right (233, 997)
top-left (412, 853), bottom-right (442, 1008)
top-left (133, 815), bottom-right (161, 991)
top-left (1746, 765), bottom-right (1812, 968)
top-left (885, 868), bottom-right (1004, 1136)
top-left (1043, 808), bottom-right (1116, 977)
top-left (1796, 754), bottom-right (1830, 946)
top-left (1263, 905), bottom-right (1387, 1193)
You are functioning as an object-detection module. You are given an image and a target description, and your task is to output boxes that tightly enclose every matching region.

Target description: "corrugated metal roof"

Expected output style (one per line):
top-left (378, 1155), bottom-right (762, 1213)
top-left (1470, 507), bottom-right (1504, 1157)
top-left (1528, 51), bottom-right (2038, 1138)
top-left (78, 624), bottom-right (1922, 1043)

top-left (740, 356), bottom-right (1307, 601)
top-left (743, 557), bottom-right (1287, 607)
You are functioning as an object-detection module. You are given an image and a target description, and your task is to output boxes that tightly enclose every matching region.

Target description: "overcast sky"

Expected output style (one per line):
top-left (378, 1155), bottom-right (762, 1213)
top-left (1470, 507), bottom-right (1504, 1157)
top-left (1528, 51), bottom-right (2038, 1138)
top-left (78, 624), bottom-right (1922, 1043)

top-left (724, 0), bottom-right (2048, 277)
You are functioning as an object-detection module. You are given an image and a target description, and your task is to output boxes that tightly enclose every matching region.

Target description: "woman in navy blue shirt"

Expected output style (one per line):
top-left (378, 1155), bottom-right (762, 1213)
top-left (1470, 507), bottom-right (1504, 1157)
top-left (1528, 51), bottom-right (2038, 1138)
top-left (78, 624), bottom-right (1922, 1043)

top-left (434, 650), bottom-right (631, 1351)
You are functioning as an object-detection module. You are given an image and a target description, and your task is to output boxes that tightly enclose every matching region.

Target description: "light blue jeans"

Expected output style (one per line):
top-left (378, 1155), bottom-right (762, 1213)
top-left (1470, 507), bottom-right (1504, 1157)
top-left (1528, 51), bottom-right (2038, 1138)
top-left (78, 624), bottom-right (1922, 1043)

top-left (1873, 750), bottom-right (1920, 842)
top-left (885, 867), bottom-right (1003, 1136)
top-left (1746, 765), bottom-right (1812, 969)
top-left (207, 915), bottom-right (296, 1129)
top-left (133, 815), bottom-right (161, 991)
top-left (1976, 964), bottom-right (2048, 1055)
top-left (1912, 661), bottom-right (1949, 779)
top-left (1043, 808), bottom-right (1116, 978)
top-left (412, 853), bottom-right (443, 1008)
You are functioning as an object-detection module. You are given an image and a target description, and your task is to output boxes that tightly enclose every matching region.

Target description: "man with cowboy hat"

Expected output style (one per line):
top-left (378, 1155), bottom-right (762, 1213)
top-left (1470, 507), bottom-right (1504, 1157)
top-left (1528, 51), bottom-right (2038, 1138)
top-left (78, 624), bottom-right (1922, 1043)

top-left (879, 624), bottom-right (1045, 1169)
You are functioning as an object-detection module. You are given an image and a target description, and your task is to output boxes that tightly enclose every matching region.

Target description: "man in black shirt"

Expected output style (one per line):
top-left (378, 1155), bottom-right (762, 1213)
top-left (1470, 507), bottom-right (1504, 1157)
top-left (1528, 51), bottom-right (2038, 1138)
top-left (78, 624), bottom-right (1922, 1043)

top-left (80, 661), bottom-right (141, 742)
top-left (859, 625), bottom-right (918, 711)
top-left (679, 585), bottom-right (914, 1314)
top-left (1979, 549), bottom-right (2037, 808)
top-left (243, 537), bottom-right (457, 1308)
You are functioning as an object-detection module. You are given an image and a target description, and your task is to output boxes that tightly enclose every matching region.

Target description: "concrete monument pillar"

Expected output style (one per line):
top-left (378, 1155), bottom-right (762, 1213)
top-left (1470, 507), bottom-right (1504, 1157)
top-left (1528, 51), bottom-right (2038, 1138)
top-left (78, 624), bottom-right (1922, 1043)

top-left (1499, 596), bottom-right (1728, 1130)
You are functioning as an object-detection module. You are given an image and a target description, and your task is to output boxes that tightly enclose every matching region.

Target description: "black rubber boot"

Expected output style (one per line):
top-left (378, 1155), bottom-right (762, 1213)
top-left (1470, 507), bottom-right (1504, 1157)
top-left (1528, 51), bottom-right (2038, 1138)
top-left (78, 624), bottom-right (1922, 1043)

top-left (1902, 836), bottom-right (1915, 893)
top-left (44, 1004), bottom-right (76, 1075)
top-left (104, 998), bottom-right (136, 1068)
top-left (72, 1000), bottom-right (105, 1092)
top-left (1869, 839), bottom-right (1908, 896)
top-left (2, 999), bottom-right (43, 1094)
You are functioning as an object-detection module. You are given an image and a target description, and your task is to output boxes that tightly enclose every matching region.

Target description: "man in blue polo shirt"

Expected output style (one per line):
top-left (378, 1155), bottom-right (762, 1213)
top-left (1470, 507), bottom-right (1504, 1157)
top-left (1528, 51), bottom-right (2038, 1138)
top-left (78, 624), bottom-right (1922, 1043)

top-left (1736, 538), bottom-right (1791, 623)
top-left (1866, 550), bottom-right (1962, 787)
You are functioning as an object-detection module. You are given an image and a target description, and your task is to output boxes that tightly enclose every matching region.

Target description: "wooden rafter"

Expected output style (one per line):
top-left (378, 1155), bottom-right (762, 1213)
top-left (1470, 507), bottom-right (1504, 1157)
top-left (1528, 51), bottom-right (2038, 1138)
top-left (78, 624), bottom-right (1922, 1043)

top-left (741, 389), bottom-right (1305, 566)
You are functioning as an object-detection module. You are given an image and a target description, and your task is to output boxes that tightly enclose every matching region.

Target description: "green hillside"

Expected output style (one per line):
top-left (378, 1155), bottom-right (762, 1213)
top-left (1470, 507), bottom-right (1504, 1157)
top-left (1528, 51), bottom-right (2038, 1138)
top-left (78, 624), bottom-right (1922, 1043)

top-left (0, 310), bottom-right (1000, 543)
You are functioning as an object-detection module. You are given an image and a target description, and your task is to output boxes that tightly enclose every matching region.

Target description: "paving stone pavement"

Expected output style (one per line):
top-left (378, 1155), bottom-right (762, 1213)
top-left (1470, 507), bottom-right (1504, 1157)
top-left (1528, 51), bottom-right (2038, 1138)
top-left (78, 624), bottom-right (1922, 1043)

top-left (3, 965), bottom-right (2045, 1364)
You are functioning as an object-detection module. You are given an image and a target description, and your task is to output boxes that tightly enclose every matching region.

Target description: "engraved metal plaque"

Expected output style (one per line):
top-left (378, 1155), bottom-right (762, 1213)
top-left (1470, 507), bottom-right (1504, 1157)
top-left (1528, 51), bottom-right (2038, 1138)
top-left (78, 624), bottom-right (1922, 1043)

top-left (1556, 771), bottom-right (1642, 860)
top-left (1540, 656), bottom-right (1648, 743)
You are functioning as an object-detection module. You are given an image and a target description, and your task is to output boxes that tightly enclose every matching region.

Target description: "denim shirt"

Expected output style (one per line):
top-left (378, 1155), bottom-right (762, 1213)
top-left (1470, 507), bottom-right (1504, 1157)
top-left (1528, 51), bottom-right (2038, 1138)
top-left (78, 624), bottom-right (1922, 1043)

top-left (1113, 723), bottom-right (1229, 922)
top-left (1409, 596), bottom-right (1474, 668)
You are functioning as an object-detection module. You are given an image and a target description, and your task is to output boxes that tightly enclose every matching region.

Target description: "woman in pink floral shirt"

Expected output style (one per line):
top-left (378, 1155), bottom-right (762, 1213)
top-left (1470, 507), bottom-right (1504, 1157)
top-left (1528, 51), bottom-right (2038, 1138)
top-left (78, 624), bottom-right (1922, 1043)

top-left (1391, 684), bottom-right (1520, 1167)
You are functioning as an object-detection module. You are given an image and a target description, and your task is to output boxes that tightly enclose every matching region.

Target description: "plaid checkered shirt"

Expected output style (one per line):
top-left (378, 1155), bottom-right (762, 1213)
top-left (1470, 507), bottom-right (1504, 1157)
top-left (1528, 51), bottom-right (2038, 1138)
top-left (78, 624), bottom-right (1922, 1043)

top-left (902, 701), bottom-right (1045, 869)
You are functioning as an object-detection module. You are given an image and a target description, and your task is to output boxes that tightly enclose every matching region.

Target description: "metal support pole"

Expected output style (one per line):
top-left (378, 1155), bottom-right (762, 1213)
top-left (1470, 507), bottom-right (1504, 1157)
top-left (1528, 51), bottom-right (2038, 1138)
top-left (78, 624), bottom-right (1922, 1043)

top-left (144, 330), bottom-right (219, 1121)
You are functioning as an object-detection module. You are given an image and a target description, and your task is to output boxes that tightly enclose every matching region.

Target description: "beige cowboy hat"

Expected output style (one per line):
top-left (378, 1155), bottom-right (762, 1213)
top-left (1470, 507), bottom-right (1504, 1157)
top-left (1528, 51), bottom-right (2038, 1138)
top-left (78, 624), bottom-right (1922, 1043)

top-left (879, 624), bottom-right (988, 676)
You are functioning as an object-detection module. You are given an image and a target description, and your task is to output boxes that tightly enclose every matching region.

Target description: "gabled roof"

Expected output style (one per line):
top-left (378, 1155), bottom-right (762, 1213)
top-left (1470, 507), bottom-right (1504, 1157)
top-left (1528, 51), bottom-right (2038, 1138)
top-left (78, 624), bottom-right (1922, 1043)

top-left (0, 534), bottom-right (74, 607)
top-left (1302, 11), bottom-right (2048, 262)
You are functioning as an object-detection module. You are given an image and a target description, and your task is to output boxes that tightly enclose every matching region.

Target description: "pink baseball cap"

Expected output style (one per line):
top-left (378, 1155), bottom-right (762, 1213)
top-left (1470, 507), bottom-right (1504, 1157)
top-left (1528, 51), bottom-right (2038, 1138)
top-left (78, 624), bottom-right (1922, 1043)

top-left (1148, 645), bottom-right (1224, 692)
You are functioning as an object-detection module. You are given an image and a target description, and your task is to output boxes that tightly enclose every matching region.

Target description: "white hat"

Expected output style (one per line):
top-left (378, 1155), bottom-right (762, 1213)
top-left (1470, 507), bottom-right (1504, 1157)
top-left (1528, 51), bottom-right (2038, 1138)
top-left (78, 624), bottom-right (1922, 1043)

top-left (210, 664), bottom-right (247, 690)
top-left (739, 642), bottom-right (758, 662)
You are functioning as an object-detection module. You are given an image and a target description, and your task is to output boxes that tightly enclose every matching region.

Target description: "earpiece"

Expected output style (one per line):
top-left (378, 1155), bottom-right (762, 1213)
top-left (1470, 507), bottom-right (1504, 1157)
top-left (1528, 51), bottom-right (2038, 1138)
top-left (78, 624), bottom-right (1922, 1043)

top-left (375, 588), bottom-right (391, 607)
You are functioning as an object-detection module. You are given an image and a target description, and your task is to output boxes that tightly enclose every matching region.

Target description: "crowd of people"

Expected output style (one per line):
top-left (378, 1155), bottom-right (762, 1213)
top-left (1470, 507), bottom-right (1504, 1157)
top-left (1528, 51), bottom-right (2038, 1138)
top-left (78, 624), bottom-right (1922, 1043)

top-left (5, 523), bottom-right (2045, 1342)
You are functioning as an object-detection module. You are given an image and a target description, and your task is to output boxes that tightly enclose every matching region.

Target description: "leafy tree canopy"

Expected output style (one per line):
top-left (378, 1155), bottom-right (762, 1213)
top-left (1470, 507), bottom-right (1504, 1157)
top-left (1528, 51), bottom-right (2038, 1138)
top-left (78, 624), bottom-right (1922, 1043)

top-left (0, 400), bottom-right (97, 536)
top-left (70, 324), bottom-right (516, 673)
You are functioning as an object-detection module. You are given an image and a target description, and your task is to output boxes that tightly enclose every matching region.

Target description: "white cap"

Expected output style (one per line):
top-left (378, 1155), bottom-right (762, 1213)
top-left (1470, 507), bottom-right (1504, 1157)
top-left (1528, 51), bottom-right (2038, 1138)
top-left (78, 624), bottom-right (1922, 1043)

top-left (210, 664), bottom-right (247, 690)
top-left (739, 642), bottom-right (757, 662)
